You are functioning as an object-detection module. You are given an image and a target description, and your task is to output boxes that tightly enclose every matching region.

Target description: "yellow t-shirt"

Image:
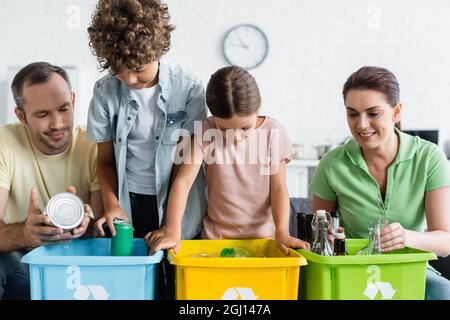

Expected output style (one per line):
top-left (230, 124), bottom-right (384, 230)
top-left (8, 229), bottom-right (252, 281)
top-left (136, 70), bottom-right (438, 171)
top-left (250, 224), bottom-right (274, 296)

top-left (0, 123), bottom-right (100, 224)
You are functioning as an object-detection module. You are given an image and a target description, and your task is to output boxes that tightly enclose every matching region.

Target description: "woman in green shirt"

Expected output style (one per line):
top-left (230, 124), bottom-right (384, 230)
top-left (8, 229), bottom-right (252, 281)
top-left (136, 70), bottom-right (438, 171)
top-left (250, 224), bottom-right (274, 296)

top-left (310, 66), bottom-right (450, 300)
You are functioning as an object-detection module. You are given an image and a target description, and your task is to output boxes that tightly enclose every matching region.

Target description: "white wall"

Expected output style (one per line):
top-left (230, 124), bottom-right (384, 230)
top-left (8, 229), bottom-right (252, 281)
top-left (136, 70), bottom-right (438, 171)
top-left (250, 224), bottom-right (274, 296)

top-left (0, 0), bottom-right (102, 125)
top-left (1, 0), bottom-right (450, 158)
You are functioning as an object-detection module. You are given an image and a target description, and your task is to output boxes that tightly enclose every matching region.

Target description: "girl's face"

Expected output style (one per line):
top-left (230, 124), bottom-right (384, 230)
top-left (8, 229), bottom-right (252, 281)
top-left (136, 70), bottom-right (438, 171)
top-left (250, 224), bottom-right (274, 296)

top-left (115, 61), bottom-right (159, 89)
top-left (213, 113), bottom-right (259, 143)
top-left (345, 89), bottom-right (402, 151)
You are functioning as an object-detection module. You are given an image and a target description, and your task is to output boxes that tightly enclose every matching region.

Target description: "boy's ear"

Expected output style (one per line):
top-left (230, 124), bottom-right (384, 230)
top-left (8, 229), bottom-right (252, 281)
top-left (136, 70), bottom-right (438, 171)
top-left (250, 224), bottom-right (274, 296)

top-left (15, 107), bottom-right (27, 125)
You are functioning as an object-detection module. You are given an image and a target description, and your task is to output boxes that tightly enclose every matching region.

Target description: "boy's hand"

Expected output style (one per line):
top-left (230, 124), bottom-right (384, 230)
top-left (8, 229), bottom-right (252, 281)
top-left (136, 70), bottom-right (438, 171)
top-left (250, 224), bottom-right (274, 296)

top-left (275, 230), bottom-right (310, 255)
top-left (94, 206), bottom-right (128, 237)
top-left (145, 226), bottom-right (181, 255)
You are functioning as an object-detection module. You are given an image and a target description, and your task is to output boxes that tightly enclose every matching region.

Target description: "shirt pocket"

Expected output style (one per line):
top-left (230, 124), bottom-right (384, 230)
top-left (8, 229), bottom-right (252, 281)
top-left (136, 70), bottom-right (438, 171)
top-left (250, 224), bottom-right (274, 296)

top-left (162, 111), bottom-right (186, 145)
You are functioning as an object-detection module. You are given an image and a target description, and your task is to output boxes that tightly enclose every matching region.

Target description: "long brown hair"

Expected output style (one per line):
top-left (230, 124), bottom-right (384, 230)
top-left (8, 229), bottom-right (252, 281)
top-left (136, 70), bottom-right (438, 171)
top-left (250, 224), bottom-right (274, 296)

top-left (342, 66), bottom-right (401, 129)
top-left (206, 66), bottom-right (261, 118)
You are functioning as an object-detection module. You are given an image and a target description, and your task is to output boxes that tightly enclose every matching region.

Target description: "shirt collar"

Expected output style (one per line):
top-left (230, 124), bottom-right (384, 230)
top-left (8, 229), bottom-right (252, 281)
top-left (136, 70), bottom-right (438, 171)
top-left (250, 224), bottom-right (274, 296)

top-left (345, 127), bottom-right (417, 167)
top-left (119, 60), bottom-right (170, 106)
top-left (157, 59), bottom-right (170, 102)
top-left (394, 127), bottom-right (417, 163)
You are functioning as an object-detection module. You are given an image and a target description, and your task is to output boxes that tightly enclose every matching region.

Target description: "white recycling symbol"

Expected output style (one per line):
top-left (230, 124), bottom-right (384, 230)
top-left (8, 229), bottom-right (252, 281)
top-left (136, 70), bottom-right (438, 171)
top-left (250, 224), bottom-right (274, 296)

top-left (363, 265), bottom-right (396, 300)
top-left (66, 265), bottom-right (110, 300)
top-left (73, 285), bottom-right (110, 300)
top-left (221, 287), bottom-right (259, 300)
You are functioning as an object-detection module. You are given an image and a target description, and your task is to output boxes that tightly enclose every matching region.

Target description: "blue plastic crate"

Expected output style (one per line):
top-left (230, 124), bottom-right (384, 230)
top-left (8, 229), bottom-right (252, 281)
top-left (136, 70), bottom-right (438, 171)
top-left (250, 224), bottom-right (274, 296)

top-left (21, 238), bottom-right (163, 300)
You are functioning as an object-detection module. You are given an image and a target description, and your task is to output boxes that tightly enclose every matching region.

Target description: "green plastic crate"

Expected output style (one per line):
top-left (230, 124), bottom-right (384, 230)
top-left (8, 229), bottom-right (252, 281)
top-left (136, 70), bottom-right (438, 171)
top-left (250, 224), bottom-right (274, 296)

top-left (297, 239), bottom-right (437, 300)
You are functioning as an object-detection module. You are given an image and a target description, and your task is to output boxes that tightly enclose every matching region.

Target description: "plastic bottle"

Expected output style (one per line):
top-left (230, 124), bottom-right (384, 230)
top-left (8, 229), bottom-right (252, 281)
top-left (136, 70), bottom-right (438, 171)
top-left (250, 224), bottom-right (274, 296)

top-left (220, 246), bottom-right (256, 258)
top-left (311, 210), bottom-right (334, 256)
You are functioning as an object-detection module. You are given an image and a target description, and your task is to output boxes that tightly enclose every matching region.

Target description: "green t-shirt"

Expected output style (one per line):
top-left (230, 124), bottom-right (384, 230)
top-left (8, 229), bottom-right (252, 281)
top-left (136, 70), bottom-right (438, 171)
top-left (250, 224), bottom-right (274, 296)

top-left (310, 129), bottom-right (450, 238)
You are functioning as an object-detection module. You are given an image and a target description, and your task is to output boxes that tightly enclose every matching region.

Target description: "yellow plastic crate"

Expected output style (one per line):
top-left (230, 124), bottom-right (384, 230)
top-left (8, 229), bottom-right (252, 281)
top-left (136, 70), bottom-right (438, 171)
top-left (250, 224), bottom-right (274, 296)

top-left (168, 239), bottom-right (307, 300)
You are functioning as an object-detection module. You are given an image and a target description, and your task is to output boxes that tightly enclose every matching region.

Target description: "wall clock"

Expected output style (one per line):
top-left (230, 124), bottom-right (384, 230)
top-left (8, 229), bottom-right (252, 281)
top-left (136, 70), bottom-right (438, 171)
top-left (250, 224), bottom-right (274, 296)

top-left (222, 24), bottom-right (269, 70)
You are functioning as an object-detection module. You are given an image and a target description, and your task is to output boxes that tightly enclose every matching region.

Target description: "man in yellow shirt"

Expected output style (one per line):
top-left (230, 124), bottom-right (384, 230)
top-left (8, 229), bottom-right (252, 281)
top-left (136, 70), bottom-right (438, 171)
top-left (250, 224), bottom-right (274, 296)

top-left (0, 62), bottom-right (103, 300)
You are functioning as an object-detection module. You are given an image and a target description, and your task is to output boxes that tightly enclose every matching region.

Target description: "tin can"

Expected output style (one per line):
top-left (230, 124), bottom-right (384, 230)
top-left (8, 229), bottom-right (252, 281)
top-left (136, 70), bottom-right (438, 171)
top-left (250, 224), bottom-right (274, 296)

top-left (111, 220), bottom-right (133, 256)
top-left (296, 211), bottom-right (314, 244)
top-left (44, 192), bottom-right (84, 230)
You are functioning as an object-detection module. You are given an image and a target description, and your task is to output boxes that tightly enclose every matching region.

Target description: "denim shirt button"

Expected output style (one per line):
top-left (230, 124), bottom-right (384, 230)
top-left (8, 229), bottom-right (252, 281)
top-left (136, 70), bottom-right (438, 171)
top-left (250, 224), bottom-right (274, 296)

top-left (156, 136), bottom-right (160, 140)
top-left (127, 117), bottom-right (131, 121)
top-left (118, 138), bottom-right (122, 143)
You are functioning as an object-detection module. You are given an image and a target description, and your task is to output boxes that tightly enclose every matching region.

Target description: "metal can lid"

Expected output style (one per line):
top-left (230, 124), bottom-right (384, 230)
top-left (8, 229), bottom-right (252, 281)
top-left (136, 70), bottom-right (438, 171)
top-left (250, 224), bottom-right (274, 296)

top-left (44, 192), bottom-right (84, 230)
top-left (113, 219), bottom-right (133, 228)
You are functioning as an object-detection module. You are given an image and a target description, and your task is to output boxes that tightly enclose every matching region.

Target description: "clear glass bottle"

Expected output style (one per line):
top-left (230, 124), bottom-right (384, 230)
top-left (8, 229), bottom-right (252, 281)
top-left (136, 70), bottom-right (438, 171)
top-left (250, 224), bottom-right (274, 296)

top-left (367, 218), bottom-right (388, 255)
top-left (311, 210), bottom-right (334, 256)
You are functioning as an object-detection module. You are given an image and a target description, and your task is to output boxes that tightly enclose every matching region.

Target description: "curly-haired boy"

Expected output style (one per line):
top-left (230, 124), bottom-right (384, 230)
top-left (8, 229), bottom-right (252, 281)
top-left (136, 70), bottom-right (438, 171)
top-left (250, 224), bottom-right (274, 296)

top-left (86, 0), bottom-right (207, 297)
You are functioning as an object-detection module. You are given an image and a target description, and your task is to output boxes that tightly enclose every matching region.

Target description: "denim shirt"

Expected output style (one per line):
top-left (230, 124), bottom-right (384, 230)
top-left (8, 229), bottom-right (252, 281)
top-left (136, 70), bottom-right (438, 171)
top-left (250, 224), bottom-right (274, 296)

top-left (87, 61), bottom-right (208, 239)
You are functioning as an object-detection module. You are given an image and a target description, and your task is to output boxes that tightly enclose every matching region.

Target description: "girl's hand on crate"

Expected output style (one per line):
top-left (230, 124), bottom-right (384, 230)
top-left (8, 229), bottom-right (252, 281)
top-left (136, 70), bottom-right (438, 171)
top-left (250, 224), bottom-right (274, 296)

top-left (94, 206), bottom-right (128, 237)
top-left (380, 222), bottom-right (411, 252)
top-left (145, 226), bottom-right (181, 255)
top-left (23, 187), bottom-right (72, 247)
top-left (275, 231), bottom-right (310, 255)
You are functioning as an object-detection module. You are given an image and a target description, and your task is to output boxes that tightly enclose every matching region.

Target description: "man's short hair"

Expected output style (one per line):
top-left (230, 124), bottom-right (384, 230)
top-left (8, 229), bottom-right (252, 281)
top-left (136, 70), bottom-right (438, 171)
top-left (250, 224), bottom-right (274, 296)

top-left (11, 62), bottom-right (71, 109)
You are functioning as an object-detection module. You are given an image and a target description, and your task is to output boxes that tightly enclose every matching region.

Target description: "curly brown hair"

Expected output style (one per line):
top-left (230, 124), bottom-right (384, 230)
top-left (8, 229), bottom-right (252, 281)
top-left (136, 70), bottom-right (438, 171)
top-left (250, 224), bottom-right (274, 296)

top-left (87, 0), bottom-right (175, 74)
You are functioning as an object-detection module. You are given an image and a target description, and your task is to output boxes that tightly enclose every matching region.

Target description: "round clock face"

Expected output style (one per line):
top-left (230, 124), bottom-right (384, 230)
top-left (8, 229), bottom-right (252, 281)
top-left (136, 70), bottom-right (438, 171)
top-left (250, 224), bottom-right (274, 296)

top-left (223, 24), bottom-right (269, 70)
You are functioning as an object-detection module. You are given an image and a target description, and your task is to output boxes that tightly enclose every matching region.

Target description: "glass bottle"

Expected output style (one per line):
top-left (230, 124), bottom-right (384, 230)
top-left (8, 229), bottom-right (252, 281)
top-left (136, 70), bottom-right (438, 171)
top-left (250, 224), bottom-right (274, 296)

top-left (334, 232), bottom-right (348, 256)
top-left (367, 218), bottom-right (388, 255)
top-left (330, 210), bottom-right (340, 234)
top-left (297, 211), bottom-right (315, 244)
top-left (311, 210), bottom-right (334, 256)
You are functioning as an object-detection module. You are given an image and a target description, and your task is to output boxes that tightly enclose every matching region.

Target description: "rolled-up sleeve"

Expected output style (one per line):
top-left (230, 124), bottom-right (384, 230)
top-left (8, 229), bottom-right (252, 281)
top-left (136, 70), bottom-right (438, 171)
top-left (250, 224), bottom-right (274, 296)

top-left (87, 81), bottom-right (112, 143)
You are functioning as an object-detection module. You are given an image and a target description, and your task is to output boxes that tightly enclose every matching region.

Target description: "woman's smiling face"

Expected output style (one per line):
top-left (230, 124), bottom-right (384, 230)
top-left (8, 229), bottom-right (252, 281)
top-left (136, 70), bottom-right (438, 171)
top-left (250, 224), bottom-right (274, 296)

top-left (345, 89), bottom-right (401, 151)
